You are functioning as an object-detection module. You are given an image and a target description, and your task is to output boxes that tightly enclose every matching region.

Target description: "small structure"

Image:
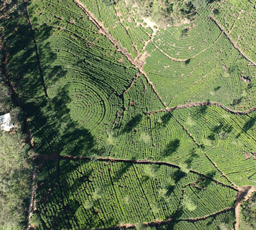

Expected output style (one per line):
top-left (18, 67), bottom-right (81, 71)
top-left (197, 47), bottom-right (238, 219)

top-left (0, 113), bottom-right (14, 131)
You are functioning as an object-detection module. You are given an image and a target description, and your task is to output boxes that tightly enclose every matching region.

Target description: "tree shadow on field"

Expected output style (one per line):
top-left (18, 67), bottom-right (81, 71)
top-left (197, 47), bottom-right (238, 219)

top-left (111, 161), bottom-right (134, 182)
top-left (214, 86), bottom-right (221, 91)
top-left (185, 148), bottom-right (199, 168)
top-left (162, 139), bottom-right (180, 159)
top-left (231, 97), bottom-right (243, 106)
top-left (243, 115), bottom-right (256, 132)
top-left (197, 171), bottom-right (216, 188)
top-left (161, 112), bottom-right (172, 127)
top-left (209, 121), bottom-right (233, 140)
top-left (121, 114), bottom-right (143, 133)
top-left (190, 104), bottom-right (209, 119)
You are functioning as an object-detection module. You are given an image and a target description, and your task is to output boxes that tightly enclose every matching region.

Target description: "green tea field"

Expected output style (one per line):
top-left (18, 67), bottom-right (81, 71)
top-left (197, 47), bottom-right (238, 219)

top-left (1, 0), bottom-right (256, 229)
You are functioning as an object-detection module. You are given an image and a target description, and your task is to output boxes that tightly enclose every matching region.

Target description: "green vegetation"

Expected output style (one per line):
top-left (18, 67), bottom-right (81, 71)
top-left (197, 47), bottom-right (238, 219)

top-left (34, 160), bottom-right (237, 229)
top-left (239, 192), bottom-right (256, 230)
top-left (1, 0), bottom-right (256, 229)
top-left (0, 129), bottom-right (32, 229)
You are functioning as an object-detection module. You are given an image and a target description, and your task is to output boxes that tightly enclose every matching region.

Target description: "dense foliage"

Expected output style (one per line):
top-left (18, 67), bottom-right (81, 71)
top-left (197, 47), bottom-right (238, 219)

top-left (0, 132), bottom-right (32, 230)
top-left (239, 192), bottom-right (256, 230)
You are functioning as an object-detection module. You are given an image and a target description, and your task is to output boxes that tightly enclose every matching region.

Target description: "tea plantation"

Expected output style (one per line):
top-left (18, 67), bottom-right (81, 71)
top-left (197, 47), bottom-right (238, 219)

top-left (1, 0), bottom-right (256, 229)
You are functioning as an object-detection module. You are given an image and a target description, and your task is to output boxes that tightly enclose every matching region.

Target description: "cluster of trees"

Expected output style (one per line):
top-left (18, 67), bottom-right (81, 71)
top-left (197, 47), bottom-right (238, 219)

top-left (135, 0), bottom-right (214, 26)
top-left (0, 14), bottom-right (33, 230)
top-left (0, 132), bottom-right (34, 230)
top-left (239, 192), bottom-right (256, 230)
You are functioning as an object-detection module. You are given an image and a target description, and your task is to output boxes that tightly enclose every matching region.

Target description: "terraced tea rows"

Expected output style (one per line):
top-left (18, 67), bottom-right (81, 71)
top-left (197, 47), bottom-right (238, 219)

top-left (214, 0), bottom-right (256, 64)
top-left (1, 0), bottom-right (256, 229)
top-left (34, 159), bottom-right (237, 229)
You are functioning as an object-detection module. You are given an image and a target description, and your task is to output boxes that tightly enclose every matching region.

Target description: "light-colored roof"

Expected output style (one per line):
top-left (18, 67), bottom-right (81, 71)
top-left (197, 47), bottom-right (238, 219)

top-left (0, 113), bottom-right (14, 131)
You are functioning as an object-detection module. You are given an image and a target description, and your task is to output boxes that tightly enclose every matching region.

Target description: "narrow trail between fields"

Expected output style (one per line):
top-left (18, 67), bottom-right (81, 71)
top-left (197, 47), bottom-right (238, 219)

top-left (73, 0), bottom-right (166, 109)
top-left (35, 153), bottom-right (256, 230)
top-left (209, 16), bottom-right (256, 67)
top-left (35, 154), bottom-right (237, 191)
top-left (27, 165), bottom-right (38, 230)
top-left (0, 39), bottom-right (51, 230)
top-left (146, 101), bottom-right (256, 116)
top-left (172, 113), bottom-right (235, 188)
top-left (78, 206), bottom-right (234, 230)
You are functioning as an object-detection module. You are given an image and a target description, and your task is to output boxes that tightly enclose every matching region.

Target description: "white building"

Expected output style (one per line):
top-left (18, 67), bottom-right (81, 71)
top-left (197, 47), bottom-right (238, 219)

top-left (0, 113), bottom-right (14, 131)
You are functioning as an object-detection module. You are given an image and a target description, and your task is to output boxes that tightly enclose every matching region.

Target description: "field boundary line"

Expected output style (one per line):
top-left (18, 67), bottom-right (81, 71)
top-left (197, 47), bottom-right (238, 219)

top-left (26, 164), bottom-right (38, 230)
top-left (172, 113), bottom-right (200, 146)
top-left (23, 0), bottom-right (48, 97)
top-left (79, 206), bottom-right (234, 230)
top-left (73, 0), bottom-right (166, 109)
top-left (172, 113), bottom-right (237, 188)
top-left (35, 155), bottom-right (237, 191)
top-left (1, 39), bottom-right (55, 152)
top-left (179, 206), bottom-right (234, 222)
top-left (123, 72), bottom-right (141, 94)
top-left (204, 153), bottom-right (238, 189)
top-left (209, 16), bottom-right (256, 66)
top-left (146, 101), bottom-right (256, 116)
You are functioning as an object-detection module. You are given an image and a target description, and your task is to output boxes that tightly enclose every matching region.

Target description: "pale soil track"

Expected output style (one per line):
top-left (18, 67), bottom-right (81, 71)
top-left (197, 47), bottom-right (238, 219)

top-left (172, 113), bottom-right (237, 188)
top-left (80, 206), bottom-right (234, 230)
top-left (146, 101), bottom-right (256, 116)
top-left (3, 2), bottom-right (256, 229)
top-left (0, 40), bottom-right (47, 230)
top-left (35, 155), bottom-right (238, 229)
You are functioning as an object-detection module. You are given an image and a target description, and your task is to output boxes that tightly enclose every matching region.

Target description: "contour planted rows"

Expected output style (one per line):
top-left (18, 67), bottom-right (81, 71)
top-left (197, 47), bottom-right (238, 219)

top-left (1, 0), bottom-right (256, 229)
top-left (35, 159), bottom-right (237, 229)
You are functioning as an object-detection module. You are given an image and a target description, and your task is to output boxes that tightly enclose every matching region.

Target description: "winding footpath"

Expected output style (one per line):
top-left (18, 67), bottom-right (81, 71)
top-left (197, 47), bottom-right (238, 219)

top-left (146, 101), bottom-right (256, 116)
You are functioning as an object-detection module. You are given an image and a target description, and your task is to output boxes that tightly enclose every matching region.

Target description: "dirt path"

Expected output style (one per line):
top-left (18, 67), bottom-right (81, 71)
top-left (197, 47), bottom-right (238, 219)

top-left (78, 206), bottom-right (234, 230)
top-left (27, 165), bottom-right (38, 230)
top-left (172, 113), bottom-right (236, 188)
top-left (36, 153), bottom-right (256, 230)
top-left (35, 154), bottom-right (237, 191)
top-left (123, 72), bottom-right (141, 94)
top-left (146, 100), bottom-right (256, 116)
top-left (23, 0), bottom-right (48, 97)
top-left (204, 153), bottom-right (237, 189)
top-left (234, 186), bottom-right (256, 230)
top-left (209, 16), bottom-right (256, 67)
